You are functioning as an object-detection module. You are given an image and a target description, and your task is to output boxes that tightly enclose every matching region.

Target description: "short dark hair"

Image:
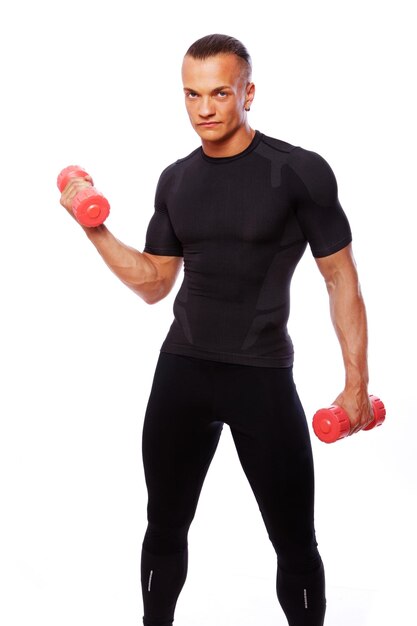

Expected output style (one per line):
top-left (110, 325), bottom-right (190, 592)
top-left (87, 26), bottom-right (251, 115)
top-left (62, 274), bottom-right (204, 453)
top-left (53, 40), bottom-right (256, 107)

top-left (185, 34), bottom-right (252, 80)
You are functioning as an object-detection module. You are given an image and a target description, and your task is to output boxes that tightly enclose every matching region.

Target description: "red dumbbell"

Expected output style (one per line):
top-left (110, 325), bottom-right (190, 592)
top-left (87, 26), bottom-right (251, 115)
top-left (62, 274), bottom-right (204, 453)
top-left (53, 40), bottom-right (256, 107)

top-left (312, 395), bottom-right (386, 444)
top-left (57, 165), bottom-right (110, 227)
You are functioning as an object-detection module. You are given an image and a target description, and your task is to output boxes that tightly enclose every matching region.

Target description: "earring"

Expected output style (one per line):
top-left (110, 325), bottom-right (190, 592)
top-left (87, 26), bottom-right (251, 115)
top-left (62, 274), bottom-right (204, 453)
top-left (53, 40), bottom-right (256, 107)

top-left (245, 106), bottom-right (251, 111)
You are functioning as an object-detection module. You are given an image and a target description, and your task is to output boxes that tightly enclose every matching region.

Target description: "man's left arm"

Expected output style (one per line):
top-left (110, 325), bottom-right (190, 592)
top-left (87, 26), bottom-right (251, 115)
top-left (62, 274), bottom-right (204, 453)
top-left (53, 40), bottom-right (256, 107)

top-left (315, 243), bottom-right (374, 434)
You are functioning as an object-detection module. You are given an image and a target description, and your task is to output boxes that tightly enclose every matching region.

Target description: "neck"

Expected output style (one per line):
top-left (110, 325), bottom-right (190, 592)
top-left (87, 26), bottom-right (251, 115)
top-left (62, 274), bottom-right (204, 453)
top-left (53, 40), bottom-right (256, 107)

top-left (201, 124), bottom-right (256, 158)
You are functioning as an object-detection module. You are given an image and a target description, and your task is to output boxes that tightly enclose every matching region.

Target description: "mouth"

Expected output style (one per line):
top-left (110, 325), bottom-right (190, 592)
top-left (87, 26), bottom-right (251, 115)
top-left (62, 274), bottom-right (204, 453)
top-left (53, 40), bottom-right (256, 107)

top-left (198, 122), bottom-right (220, 127)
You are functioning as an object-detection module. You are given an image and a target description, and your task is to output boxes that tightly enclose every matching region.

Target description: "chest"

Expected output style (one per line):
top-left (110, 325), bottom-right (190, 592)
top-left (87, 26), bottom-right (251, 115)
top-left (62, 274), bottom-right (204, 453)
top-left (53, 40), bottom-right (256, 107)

top-left (167, 160), bottom-right (293, 245)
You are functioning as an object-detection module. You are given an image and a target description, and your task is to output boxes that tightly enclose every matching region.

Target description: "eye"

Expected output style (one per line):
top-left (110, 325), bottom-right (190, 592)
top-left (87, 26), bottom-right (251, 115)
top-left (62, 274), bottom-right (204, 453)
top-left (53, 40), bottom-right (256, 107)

top-left (217, 91), bottom-right (228, 98)
top-left (186, 91), bottom-right (198, 99)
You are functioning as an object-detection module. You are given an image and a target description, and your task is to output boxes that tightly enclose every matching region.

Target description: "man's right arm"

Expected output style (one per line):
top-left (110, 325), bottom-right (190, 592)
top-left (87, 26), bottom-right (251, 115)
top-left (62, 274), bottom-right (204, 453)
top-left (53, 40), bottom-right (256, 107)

top-left (60, 176), bottom-right (183, 304)
top-left (84, 226), bottom-right (182, 304)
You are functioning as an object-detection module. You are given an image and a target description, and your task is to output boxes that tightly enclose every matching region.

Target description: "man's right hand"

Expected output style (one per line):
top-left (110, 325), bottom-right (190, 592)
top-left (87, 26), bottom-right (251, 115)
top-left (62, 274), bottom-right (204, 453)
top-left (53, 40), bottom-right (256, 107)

top-left (59, 175), bottom-right (93, 221)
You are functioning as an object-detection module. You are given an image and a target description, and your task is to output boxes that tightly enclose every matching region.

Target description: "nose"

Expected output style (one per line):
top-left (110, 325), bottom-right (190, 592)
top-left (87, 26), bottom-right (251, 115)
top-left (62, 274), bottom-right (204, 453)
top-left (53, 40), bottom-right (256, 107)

top-left (198, 95), bottom-right (216, 118)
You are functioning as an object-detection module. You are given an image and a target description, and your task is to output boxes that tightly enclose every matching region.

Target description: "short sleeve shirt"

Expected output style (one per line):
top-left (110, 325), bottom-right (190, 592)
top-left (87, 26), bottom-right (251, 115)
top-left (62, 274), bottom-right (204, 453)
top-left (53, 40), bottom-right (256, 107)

top-left (144, 130), bottom-right (352, 367)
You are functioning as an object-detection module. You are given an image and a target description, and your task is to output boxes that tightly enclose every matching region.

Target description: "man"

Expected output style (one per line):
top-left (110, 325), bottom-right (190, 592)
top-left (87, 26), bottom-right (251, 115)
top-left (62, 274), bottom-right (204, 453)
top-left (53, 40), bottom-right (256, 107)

top-left (60, 34), bottom-right (373, 626)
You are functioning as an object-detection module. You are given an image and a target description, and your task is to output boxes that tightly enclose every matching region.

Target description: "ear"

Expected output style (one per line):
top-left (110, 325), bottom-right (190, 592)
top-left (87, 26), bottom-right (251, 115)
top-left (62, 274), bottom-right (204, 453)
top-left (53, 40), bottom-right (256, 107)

top-left (245, 82), bottom-right (255, 110)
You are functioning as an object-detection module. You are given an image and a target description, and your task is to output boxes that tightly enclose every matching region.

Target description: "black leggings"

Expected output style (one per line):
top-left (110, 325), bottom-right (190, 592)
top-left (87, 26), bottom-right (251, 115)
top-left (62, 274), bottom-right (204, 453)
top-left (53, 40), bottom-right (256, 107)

top-left (141, 353), bottom-right (325, 626)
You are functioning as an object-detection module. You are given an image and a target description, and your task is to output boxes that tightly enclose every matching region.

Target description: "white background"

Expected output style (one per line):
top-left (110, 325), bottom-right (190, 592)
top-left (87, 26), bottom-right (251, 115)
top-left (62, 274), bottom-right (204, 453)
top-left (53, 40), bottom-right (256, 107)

top-left (0, 1), bottom-right (415, 625)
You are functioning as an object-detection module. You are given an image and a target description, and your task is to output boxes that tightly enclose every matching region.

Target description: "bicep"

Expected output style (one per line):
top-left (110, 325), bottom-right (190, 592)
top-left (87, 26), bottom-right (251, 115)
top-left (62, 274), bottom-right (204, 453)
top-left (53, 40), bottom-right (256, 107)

top-left (142, 201), bottom-right (183, 292)
top-left (142, 252), bottom-right (183, 285)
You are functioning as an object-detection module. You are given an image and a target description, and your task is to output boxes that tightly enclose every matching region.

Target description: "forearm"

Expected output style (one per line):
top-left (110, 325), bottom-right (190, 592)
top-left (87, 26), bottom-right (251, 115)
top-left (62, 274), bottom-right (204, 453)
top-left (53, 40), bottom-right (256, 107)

top-left (83, 225), bottom-right (166, 303)
top-left (316, 245), bottom-right (372, 431)
top-left (327, 270), bottom-right (369, 391)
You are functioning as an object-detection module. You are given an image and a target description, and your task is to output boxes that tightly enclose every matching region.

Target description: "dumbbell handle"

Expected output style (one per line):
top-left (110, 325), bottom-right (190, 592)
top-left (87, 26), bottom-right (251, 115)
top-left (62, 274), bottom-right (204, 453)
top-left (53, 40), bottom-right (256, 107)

top-left (312, 395), bottom-right (386, 444)
top-left (57, 165), bottom-right (110, 227)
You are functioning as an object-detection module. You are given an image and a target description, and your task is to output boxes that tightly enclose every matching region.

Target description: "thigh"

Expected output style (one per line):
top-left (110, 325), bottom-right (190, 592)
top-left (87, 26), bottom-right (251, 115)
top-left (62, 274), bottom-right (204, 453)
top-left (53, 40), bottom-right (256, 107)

top-left (142, 353), bottom-right (223, 528)
top-left (222, 366), bottom-right (317, 564)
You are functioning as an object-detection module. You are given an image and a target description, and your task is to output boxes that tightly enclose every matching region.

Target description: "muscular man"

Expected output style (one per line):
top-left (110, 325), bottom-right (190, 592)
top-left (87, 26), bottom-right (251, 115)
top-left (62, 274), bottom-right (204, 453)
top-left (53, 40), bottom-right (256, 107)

top-left (60, 34), bottom-right (373, 626)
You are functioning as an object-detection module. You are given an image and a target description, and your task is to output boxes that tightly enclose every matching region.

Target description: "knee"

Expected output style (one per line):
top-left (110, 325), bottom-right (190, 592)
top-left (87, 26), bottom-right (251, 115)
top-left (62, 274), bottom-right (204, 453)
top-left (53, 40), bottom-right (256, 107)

top-left (143, 522), bottom-right (189, 556)
top-left (271, 532), bottom-right (322, 575)
top-left (277, 546), bottom-right (323, 576)
top-left (267, 523), bottom-right (321, 574)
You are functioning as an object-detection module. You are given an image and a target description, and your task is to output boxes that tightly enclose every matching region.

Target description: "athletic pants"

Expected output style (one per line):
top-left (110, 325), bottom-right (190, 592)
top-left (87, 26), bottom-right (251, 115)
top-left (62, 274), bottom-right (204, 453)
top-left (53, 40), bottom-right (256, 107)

top-left (141, 353), bottom-right (326, 625)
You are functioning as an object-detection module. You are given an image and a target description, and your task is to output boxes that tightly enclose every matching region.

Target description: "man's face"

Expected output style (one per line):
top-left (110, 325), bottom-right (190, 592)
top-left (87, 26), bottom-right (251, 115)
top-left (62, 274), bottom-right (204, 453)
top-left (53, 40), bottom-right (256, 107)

top-left (181, 53), bottom-right (254, 144)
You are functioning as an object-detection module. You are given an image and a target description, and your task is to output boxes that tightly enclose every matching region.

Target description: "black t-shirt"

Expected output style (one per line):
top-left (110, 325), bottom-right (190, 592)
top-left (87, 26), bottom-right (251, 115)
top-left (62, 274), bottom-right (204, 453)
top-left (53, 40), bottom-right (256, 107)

top-left (144, 130), bottom-right (352, 368)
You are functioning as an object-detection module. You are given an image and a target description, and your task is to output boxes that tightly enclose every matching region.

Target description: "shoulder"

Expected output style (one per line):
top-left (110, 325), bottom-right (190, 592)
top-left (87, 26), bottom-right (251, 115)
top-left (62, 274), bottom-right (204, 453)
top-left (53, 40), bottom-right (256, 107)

top-left (258, 132), bottom-right (336, 178)
top-left (176, 146), bottom-right (201, 165)
top-left (288, 144), bottom-right (336, 176)
top-left (160, 146), bottom-right (200, 175)
top-left (258, 132), bottom-right (335, 172)
top-left (255, 133), bottom-right (338, 199)
top-left (287, 145), bottom-right (340, 205)
top-left (157, 146), bottom-right (201, 184)
top-left (155, 147), bottom-right (201, 203)
top-left (259, 132), bottom-right (299, 154)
